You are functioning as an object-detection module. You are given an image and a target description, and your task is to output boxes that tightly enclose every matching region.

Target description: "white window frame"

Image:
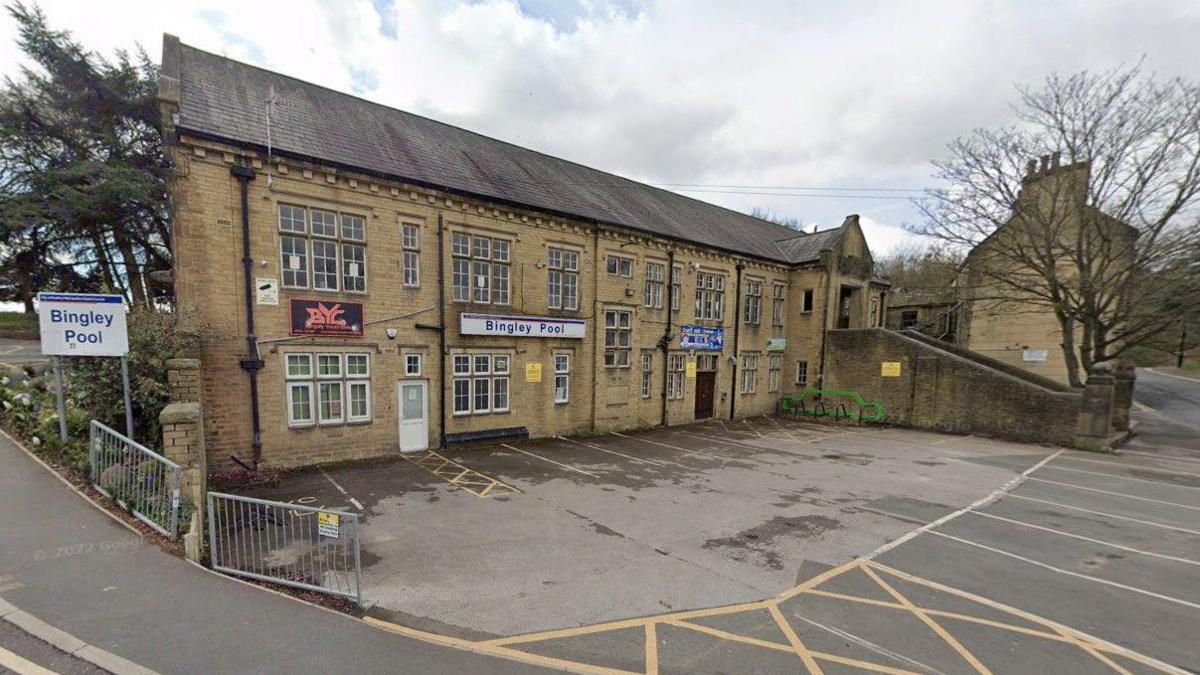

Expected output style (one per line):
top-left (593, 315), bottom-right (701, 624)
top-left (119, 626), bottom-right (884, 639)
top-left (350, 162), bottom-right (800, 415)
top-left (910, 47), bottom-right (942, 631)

top-left (644, 261), bottom-right (665, 309)
top-left (670, 264), bottom-right (682, 313)
top-left (744, 279), bottom-right (763, 326)
top-left (547, 247), bottom-right (580, 311)
top-left (740, 354), bottom-right (758, 394)
top-left (405, 353), bottom-right (422, 376)
top-left (553, 354), bottom-right (570, 404)
top-left (695, 271), bottom-right (725, 321)
top-left (667, 353), bottom-right (685, 400)
top-left (452, 353), bottom-right (510, 416)
top-left (795, 360), bottom-right (809, 385)
top-left (285, 353), bottom-right (314, 427)
top-left (772, 283), bottom-right (786, 326)
top-left (277, 204), bottom-right (367, 293)
top-left (606, 254), bottom-right (634, 277)
top-left (452, 233), bottom-right (511, 305)
top-left (767, 354), bottom-right (782, 393)
top-left (640, 352), bottom-right (654, 399)
top-left (604, 310), bottom-right (632, 368)
top-left (402, 223), bottom-right (420, 288)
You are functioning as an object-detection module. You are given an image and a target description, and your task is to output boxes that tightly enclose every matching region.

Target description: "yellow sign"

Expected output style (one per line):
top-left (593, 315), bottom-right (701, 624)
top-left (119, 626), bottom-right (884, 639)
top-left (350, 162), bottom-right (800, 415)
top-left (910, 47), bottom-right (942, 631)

top-left (525, 362), bottom-right (542, 383)
top-left (685, 361), bottom-right (697, 378)
top-left (317, 511), bottom-right (340, 539)
top-left (881, 361), bottom-right (902, 377)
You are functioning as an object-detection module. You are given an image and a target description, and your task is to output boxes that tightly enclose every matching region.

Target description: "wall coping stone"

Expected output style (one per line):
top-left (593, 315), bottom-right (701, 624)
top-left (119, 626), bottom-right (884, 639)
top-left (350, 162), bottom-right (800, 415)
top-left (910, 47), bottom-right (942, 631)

top-left (160, 402), bottom-right (201, 424)
top-left (166, 358), bottom-right (201, 370)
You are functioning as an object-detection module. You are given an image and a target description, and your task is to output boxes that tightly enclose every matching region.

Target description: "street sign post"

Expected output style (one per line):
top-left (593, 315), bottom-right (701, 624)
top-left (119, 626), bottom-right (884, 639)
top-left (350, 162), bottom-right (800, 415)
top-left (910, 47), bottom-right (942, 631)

top-left (37, 293), bottom-right (132, 441)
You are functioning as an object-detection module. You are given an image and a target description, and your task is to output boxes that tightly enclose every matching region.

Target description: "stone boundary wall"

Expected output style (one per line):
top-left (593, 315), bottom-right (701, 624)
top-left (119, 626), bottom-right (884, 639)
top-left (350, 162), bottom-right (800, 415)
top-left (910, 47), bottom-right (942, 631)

top-left (159, 358), bottom-right (206, 560)
top-left (824, 329), bottom-right (1082, 445)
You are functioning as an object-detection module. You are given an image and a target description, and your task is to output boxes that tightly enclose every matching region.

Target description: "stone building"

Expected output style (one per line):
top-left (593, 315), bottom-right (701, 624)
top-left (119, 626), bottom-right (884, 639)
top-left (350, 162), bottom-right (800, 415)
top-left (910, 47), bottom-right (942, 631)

top-left (957, 155), bottom-right (1137, 385)
top-left (158, 36), bottom-right (886, 470)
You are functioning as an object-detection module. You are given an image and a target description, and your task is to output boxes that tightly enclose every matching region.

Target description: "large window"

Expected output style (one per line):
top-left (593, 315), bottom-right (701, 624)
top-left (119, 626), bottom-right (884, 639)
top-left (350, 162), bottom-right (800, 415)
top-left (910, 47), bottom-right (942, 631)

top-left (278, 205), bottom-right (366, 293)
top-left (869, 297), bottom-right (880, 327)
top-left (604, 310), bottom-right (632, 367)
top-left (641, 352), bottom-right (654, 398)
top-left (695, 271), bottom-right (725, 321)
top-left (900, 310), bottom-right (919, 330)
top-left (667, 353), bottom-right (685, 400)
top-left (740, 354), bottom-right (758, 394)
top-left (767, 354), bottom-right (782, 392)
top-left (402, 223), bottom-right (420, 287)
top-left (452, 353), bottom-right (509, 416)
top-left (644, 262), bottom-right (665, 309)
top-left (547, 247), bottom-right (580, 310)
top-left (285, 352), bottom-right (370, 427)
top-left (772, 283), bottom-right (786, 326)
top-left (554, 354), bottom-right (570, 404)
top-left (744, 279), bottom-right (763, 325)
top-left (451, 233), bottom-right (510, 304)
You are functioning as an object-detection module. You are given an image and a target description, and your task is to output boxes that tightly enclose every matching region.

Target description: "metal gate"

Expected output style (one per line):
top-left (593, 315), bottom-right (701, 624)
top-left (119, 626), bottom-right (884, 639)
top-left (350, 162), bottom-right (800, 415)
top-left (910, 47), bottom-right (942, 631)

top-left (206, 492), bottom-right (363, 604)
top-left (89, 420), bottom-right (182, 539)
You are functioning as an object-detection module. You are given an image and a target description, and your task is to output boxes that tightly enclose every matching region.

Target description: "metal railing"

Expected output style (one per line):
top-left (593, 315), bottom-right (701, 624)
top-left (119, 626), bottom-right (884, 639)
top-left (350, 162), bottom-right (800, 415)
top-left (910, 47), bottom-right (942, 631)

top-left (89, 420), bottom-right (182, 540)
top-left (207, 492), bottom-right (363, 605)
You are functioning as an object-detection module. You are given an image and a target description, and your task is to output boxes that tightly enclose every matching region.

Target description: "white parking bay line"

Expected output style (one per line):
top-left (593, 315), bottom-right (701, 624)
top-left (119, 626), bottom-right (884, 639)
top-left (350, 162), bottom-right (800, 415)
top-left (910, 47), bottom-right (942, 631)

top-left (610, 431), bottom-right (732, 463)
top-left (320, 468), bottom-right (363, 511)
top-left (0, 646), bottom-right (57, 675)
top-left (556, 436), bottom-right (670, 467)
top-left (1005, 493), bottom-right (1200, 536)
top-left (500, 444), bottom-right (599, 478)
top-left (929, 530), bottom-right (1200, 612)
top-left (968, 510), bottom-right (1200, 566)
top-left (865, 450), bottom-right (1063, 560)
top-left (1059, 454), bottom-right (1200, 480)
top-left (1027, 477), bottom-right (1200, 512)
top-left (1041, 463), bottom-right (1200, 490)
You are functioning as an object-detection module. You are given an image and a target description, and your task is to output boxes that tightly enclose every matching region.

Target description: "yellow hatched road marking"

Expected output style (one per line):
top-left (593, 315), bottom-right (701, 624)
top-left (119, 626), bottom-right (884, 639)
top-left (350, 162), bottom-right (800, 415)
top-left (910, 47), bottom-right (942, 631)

top-left (767, 602), bottom-right (824, 674)
top-left (860, 562), bottom-right (992, 675)
top-left (644, 622), bottom-right (658, 675)
top-left (402, 450), bottom-right (518, 498)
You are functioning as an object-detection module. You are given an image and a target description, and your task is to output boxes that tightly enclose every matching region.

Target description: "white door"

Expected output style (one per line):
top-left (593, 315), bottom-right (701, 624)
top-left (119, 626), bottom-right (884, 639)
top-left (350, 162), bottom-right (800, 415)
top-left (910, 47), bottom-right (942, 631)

top-left (398, 380), bottom-right (429, 452)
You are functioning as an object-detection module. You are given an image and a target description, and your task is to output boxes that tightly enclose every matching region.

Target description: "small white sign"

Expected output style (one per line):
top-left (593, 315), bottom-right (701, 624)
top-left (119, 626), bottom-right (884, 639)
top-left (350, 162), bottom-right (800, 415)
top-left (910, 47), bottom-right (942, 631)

top-left (1022, 349), bottom-right (1049, 363)
top-left (460, 313), bottom-right (585, 339)
top-left (38, 293), bottom-right (128, 357)
top-left (256, 278), bottom-right (279, 305)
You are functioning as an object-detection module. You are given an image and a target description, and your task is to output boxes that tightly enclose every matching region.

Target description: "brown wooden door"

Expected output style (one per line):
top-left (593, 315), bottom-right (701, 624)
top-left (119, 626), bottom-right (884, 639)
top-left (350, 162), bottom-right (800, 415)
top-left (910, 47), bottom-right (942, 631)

top-left (694, 371), bottom-right (716, 419)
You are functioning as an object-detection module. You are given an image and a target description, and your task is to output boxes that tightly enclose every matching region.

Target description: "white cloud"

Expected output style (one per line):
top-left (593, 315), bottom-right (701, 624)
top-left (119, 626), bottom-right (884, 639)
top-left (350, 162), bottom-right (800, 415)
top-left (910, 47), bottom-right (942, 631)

top-left (5, 0), bottom-right (1199, 256)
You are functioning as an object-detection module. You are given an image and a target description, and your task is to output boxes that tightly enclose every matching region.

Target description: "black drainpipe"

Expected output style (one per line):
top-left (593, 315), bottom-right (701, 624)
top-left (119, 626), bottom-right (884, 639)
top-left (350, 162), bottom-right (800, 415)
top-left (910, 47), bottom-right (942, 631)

top-left (231, 162), bottom-right (263, 468)
top-left (436, 214), bottom-right (448, 449)
top-left (729, 262), bottom-right (744, 420)
top-left (660, 250), bottom-right (676, 427)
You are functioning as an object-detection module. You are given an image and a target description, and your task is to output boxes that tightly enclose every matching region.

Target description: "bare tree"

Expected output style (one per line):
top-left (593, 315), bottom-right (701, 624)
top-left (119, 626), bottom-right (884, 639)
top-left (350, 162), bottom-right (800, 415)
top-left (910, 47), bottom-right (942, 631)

top-left (913, 65), bottom-right (1200, 386)
top-left (750, 206), bottom-right (805, 231)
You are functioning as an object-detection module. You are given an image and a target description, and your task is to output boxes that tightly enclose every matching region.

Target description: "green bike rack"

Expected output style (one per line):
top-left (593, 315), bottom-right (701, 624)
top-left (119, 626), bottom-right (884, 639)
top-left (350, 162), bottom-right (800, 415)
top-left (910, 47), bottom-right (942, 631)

top-left (778, 388), bottom-right (885, 424)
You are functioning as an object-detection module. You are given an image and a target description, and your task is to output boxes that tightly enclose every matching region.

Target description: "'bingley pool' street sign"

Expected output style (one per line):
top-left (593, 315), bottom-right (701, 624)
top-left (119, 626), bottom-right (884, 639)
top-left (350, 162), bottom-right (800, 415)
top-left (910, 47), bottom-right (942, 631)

top-left (38, 293), bottom-right (129, 356)
top-left (37, 293), bottom-right (133, 442)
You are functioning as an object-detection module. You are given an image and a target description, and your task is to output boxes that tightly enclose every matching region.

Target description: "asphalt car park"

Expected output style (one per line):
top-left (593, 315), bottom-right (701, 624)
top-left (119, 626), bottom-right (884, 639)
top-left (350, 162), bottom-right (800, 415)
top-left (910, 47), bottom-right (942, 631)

top-left (244, 411), bottom-right (1199, 674)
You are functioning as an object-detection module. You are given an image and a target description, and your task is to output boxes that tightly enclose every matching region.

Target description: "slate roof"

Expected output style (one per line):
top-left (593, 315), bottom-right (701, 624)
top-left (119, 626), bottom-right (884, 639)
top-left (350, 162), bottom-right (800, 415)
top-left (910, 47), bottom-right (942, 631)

top-left (774, 228), bottom-right (844, 264)
top-left (165, 37), bottom-right (847, 265)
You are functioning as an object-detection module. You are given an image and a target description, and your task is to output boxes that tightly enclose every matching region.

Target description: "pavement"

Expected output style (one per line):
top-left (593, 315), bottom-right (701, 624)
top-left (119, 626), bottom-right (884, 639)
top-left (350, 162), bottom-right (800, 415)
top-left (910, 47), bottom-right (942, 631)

top-left (0, 431), bottom-right (553, 674)
top-left (0, 338), bottom-right (46, 372)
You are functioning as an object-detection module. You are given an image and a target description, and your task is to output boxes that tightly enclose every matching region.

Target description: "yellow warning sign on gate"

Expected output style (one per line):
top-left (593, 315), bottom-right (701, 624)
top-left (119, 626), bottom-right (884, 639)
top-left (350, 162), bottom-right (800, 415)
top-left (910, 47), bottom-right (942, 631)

top-left (881, 361), bottom-right (902, 377)
top-left (317, 511), bottom-right (340, 539)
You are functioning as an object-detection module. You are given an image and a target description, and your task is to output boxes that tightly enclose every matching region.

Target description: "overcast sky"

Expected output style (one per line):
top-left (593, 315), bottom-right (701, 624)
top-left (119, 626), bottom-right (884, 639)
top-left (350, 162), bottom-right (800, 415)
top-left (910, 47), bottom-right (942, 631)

top-left (3, 0), bottom-right (1198, 255)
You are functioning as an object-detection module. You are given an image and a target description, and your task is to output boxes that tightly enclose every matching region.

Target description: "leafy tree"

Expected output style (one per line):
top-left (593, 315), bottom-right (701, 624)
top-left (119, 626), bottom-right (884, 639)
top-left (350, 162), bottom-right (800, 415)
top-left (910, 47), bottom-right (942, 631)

top-left (0, 1), bottom-right (170, 308)
top-left (914, 65), bottom-right (1200, 386)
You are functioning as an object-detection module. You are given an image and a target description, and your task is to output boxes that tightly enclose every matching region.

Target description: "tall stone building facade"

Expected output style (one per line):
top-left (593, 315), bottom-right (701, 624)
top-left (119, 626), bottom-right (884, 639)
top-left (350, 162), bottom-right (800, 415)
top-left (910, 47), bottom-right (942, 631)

top-left (159, 36), bottom-right (886, 470)
top-left (958, 156), bottom-right (1137, 385)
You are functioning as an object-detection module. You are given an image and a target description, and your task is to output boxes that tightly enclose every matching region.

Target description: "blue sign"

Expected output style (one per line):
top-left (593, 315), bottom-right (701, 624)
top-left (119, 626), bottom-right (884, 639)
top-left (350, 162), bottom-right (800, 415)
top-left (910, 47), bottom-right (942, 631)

top-left (679, 325), bottom-right (724, 351)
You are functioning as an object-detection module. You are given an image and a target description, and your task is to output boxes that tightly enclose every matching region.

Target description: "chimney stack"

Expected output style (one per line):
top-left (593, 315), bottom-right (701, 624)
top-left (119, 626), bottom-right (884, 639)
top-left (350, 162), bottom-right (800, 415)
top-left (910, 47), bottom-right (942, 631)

top-left (1039, 154), bottom-right (1051, 173)
top-left (1051, 151), bottom-right (1061, 169)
